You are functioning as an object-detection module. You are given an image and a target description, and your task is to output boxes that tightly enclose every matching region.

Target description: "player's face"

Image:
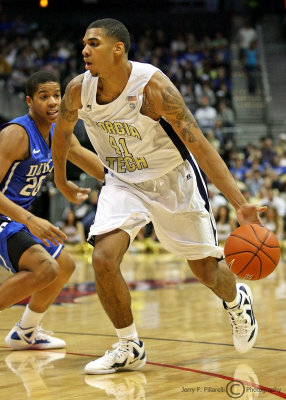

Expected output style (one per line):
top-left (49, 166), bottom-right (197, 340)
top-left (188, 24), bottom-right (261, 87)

top-left (82, 28), bottom-right (118, 77)
top-left (27, 82), bottom-right (61, 124)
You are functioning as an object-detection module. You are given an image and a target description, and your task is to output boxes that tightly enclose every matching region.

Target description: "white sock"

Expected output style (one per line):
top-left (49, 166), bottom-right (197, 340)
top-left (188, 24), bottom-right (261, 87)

top-left (116, 322), bottom-right (139, 344)
top-left (18, 305), bottom-right (46, 329)
top-left (226, 291), bottom-right (241, 309)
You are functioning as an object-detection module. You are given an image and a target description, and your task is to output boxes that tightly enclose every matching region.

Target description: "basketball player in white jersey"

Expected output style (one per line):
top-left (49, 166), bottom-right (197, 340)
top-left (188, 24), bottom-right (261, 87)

top-left (52, 19), bottom-right (266, 374)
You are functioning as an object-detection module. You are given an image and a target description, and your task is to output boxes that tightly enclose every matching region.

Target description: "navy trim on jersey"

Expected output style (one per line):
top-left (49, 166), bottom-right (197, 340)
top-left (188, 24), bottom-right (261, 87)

top-left (187, 155), bottom-right (209, 210)
top-left (159, 118), bottom-right (189, 161)
top-left (186, 155), bottom-right (218, 245)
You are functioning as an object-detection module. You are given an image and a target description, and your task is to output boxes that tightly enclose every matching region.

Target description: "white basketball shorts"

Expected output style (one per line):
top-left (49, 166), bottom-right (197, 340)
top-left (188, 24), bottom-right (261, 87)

top-left (89, 156), bottom-right (224, 260)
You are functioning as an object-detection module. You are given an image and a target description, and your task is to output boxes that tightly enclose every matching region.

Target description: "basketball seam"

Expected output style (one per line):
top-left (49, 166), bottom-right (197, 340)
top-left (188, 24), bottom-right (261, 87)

top-left (236, 253), bottom-right (261, 278)
top-left (229, 234), bottom-right (280, 248)
top-left (226, 235), bottom-right (279, 264)
top-left (250, 225), bottom-right (267, 279)
top-left (226, 226), bottom-right (280, 279)
top-left (230, 234), bottom-right (280, 249)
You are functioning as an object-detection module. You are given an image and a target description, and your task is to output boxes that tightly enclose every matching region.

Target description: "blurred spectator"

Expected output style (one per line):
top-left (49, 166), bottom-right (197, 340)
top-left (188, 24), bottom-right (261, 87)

top-left (236, 19), bottom-right (257, 62)
top-left (276, 133), bottom-right (286, 158)
top-left (260, 188), bottom-right (286, 219)
top-left (260, 136), bottom-right (277, 167)
top-left (215, 205), bottom-right (236, 243)
top-left (0, 51), bottom-right (11, 83)
top-left (180, 82), bottom-right (196, 113)
top-left (170, 33), bottom-right (186, 54)
top-left (194, 95), bottom-right (217, 130)
top-left (217, 100), bottom-right (235, 127)
top-left (31, 31), bottom-right (50, 52)
top-left (245, 168), bottom-right (264, 196)
top-left (261, 206), bottom-right (285, 240)
top-left (208, 183), bottom-right (227, 218)
top-left (229, 153), bottom-right (247, 181)
top-left (61, 209), bottom-right (85, 244)
top-left (81, 189), bottom-right (99, 238)
top-left (243, 39), bottom-right (258, 94)
top-left (205, 129), bottom-right (220, 151)
top-left (212, 66), bottom-right (231, 97)
top-left (196, 81), bottom-right (216, 106)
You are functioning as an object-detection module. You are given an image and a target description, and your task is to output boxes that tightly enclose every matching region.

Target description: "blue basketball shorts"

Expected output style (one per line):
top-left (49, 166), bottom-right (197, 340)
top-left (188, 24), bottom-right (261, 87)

top-left (0, 216), bottom-right (63, 274)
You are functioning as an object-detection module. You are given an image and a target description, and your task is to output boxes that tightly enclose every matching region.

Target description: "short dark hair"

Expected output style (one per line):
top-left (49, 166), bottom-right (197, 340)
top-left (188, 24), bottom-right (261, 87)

top-left (26, 71), bottom-right (60, 98)
top-left (87, 18), bottom-right (130, 53)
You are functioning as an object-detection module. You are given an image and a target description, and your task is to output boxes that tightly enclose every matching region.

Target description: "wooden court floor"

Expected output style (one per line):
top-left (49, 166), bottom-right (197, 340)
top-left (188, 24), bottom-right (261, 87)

top-left (1, 245), bottom-right (286, 399)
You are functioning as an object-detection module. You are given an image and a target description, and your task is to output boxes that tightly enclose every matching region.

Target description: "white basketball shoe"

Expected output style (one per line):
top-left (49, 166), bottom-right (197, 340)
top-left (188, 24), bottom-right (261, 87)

top-left (5, 324), bottom-right (66, 350)
top-left (84, 339), bottom-right (146, 375)
top-left (224, 283), bottom-right (258, 353)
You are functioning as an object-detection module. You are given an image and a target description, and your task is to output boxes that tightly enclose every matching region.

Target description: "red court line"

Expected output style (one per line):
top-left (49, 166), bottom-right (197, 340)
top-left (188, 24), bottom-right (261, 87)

top-left (1, 346), bottom-right (285, 398)
top-left (65, 350), bottom-right (286, 398)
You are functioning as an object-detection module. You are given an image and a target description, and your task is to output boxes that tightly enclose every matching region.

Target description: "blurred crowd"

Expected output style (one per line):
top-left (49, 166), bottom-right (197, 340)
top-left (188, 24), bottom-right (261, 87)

top-left (1, 13), bottom-right (286, 252)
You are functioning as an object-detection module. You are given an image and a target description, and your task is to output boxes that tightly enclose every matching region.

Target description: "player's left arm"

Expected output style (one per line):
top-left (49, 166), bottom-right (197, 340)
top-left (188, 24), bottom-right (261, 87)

top-left (68, 134), bottom-right (105, 182)
top-left (143, 72), bottom-right (265, 224)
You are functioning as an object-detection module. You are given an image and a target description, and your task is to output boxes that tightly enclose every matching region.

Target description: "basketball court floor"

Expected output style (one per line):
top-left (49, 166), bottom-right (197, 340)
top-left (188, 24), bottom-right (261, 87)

top-left (0, 243), bottom-right (286, 399)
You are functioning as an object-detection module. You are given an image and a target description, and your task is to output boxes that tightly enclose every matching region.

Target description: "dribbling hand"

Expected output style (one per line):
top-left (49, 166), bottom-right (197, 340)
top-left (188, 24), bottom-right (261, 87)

top-left (236, 204), bottom-right (267, 226)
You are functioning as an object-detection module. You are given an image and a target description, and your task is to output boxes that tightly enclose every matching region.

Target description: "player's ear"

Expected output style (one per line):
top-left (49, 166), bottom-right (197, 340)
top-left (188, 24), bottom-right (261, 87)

top-left (113, 41), bottom-right (125, 56)
top-left (26, 96), bottom-right (33, 107)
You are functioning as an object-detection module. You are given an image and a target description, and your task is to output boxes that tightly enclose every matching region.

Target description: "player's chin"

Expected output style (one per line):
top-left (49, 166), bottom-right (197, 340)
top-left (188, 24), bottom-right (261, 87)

top-left (47, 113), bottom-right (58, 122)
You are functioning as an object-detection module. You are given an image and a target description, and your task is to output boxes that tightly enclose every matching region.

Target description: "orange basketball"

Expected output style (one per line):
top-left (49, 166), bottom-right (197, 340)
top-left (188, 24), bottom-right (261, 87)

top-left (224, 224), bottom-right (281, 280)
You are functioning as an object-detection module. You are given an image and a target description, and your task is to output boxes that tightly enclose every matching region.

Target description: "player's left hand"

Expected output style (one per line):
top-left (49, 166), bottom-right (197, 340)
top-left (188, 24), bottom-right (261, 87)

top-left (236, 203), bottom-right (267, 226)
top-left (58, 180), bottom-right (91, 204)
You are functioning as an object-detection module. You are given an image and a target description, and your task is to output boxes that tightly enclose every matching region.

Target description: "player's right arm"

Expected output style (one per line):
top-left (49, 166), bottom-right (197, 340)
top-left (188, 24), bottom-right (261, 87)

top-left (52, 74), bottom-right (90, 204)
top-left (0, 125), bottom-right (66, 246)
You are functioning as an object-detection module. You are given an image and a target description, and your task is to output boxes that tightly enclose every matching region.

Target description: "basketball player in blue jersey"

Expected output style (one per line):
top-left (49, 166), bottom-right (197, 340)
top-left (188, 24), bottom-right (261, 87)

top-left (0, 71), bottom-right (104, 350)
top-left (52, 19), bottom-right (266, 374)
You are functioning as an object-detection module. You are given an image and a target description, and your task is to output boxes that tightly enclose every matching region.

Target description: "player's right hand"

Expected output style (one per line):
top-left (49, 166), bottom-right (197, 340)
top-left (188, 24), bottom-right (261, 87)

top-left (26, 215), bottom-right (67, 246)
top-left (236, 204), bottom-right (267, 226)
top-left (57, 180), bottom-right (91, 204)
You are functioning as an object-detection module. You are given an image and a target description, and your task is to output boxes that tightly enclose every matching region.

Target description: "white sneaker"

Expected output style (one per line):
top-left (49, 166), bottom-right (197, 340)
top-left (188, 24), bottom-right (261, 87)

top-left (5, 324), bottom-right (66, 350)
top-left (84, 339), bottom-right (146, 375)
top-left (224, 283), bottom-right (258, 353)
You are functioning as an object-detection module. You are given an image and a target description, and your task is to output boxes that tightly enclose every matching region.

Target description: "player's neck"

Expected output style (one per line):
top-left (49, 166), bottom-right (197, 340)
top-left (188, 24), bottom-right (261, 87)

top-left (29, 113), bottom-right (51, 144)
top-left (98, 60), bottom-right (132, 96)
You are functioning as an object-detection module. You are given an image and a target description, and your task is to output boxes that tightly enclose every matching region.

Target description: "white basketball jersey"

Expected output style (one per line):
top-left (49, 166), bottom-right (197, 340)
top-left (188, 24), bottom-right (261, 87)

top-left (78, 61), bottom-right (189, 183)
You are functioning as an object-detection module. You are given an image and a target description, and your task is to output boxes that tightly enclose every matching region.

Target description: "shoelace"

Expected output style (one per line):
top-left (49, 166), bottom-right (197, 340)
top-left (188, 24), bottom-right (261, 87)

top-left (29, 326), bottom-right (54, 343)
top-left (228, 309), bottom-right (249, 335)
top-left (103, 340), bottom-right (131, 363)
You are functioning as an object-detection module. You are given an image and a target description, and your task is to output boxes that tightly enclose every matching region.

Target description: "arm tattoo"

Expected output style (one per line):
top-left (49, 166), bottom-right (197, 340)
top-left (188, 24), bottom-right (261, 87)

top-left (142, 92), bottom-right (161, 119)
top-left (60, 95), bottom-right (78, 122)
top-left (162, 85), bottom-right (199, 144)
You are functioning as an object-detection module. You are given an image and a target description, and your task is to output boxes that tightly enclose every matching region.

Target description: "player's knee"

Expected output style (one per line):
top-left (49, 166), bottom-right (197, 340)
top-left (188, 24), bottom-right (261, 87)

top-left (189, 258), bottom-right (218, 288)
top-left (60, 256), bottom-right (76, 278)
top-left (33, 258), bottom-right (59, 286)
top-left (92, 251), bottom-right (116, 278)
top-left (66, 258), bottom-right (76, 275)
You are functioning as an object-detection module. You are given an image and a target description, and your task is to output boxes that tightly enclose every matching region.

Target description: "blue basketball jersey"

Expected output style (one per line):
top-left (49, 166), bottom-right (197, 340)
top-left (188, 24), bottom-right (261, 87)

top-left (0, 114), bottom-right (63, 273)
top-left (0, 114), bottom-right (54, 211)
